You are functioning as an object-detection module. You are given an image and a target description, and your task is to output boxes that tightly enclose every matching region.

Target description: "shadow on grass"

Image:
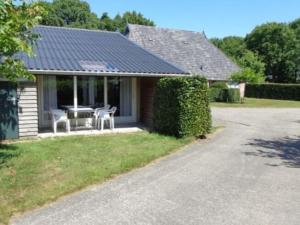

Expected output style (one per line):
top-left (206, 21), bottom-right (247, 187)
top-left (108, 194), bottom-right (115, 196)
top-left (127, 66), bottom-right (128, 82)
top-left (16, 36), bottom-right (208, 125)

top-left (0, 144), bottom-right (19, 166)
top-left (245, 136), bottom-right (300, 168)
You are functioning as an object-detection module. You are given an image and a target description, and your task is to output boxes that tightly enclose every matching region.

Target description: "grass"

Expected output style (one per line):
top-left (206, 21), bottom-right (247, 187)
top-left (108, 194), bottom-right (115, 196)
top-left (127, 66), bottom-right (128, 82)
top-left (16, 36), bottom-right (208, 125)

top-left (211, 97), bottom-right (300, 108)
top-left (0, 132), bottom-right (193, 224)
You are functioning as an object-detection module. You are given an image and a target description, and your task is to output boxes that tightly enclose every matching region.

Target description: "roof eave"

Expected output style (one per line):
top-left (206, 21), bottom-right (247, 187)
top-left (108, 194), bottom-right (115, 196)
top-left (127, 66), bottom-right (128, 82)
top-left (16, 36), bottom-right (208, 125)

top-left (29, 69), bottom-right (190, 77)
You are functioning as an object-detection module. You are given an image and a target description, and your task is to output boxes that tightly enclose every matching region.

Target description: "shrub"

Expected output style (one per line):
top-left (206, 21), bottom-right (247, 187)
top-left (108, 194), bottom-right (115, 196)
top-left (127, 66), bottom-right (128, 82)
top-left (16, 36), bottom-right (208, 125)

top-left (230, 68), bottom-right (265, 84)
top-left (209, 88), bottom-right (240, 103)
top-left (210, 81), bottom-right (228, 89)
top-left (153, 76), bottom-right (211, 138)
top-left (209, 88), bottom-right (223, 102)
top-left (225, 88), bottom-right (240, 102)
top-left (245, 83), bottom-right (300, 101)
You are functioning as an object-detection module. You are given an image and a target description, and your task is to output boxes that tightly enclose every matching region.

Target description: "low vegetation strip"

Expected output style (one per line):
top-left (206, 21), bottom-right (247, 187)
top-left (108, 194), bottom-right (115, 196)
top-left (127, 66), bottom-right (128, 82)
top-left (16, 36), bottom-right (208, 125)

top-left (245, 83), bottom-right (300, 101)
top-left (211, 98), bottom-right (300, 108)
top-left (0, 132), bottom-right (192, 224)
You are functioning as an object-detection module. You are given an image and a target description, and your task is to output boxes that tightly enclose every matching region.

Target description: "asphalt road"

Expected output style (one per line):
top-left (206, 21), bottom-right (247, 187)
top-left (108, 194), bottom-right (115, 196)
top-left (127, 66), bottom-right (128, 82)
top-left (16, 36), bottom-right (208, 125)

top-left (11, 108), bottom-right (300, 225)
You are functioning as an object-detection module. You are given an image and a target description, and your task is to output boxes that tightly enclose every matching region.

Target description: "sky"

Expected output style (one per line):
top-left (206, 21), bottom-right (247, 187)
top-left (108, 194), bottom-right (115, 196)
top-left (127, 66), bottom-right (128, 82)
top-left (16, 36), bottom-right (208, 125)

top-left (87, 0), bottom-right (300, 38)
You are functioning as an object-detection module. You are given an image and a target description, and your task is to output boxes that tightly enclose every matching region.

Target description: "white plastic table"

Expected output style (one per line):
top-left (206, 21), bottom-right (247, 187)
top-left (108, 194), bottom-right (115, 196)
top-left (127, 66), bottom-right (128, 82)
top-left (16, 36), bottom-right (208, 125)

top-left (61, 105), bottom-right (95, 129)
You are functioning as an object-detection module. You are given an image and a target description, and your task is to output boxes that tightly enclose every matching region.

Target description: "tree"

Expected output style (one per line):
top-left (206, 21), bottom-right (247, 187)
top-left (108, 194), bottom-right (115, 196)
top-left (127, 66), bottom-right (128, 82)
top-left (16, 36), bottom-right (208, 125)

top-left (99, 11), bottom-right (155, 32)
top-left (290, 18), bottom-right (300, 82)
top-left (98, 12), bottom-right (117, 31)
top-left (235, 50), bottom-right (265, 76)
top-left (38, 0), bottom-right (155, 32)
top-left (211, 36), bottom-right (265, 78)
top-left (211, 36), bottom-right (246, 58)
top-left (245, 22), bottom-right (300, 83)
top-left (39, 0), bottom-right (99, 29)
top-left (0, 0), bottom-right (44, 81)
top-left (290, 18), bottom-right (300, 38)
top-left (230, 68), bottom-right (265, 84)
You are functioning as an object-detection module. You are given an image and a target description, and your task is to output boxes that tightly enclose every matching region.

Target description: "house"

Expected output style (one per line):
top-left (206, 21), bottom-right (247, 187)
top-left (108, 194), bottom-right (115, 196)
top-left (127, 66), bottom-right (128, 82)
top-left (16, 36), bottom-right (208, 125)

top-left (125, 24), bottom-right (240, 82)
top-left (0, 26), bottom-right (188, 140)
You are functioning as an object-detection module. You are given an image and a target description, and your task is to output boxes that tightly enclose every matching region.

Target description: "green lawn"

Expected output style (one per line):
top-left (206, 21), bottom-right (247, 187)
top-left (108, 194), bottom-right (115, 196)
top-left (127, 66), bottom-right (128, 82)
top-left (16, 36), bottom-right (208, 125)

top-left (211, 98), bottom-right (300, 108)
top-left (0, 132), bottom-right (192, 224)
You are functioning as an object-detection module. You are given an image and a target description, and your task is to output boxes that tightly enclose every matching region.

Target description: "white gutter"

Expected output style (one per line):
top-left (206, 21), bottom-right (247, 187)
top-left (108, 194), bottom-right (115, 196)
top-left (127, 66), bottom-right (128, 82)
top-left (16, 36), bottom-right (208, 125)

top-left (28, 69), bottom-right (190, 77)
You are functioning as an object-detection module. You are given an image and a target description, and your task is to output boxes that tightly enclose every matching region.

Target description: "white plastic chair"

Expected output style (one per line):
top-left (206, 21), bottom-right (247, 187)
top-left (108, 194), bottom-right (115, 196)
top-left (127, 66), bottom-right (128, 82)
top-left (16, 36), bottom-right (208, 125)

top-left (98, 106), bottom-right (117, 131)
top-left (50, 109), bottom-right (70, 133)
top-left (94, 104), bottom-right (110, 129)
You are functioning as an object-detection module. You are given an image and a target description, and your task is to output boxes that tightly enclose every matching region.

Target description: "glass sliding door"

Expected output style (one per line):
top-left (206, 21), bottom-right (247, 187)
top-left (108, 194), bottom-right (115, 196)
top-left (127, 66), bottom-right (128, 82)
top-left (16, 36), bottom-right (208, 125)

top-left (107, 77), bottom-right (132, 117)
top-left (43, 75), bottom-right (74, 110)
top-left (56, 76), bottom-right (74, 108)
top-left (39, 75), bottom-right (135, 129)
top-left (77, 77), bottom-right (104, 107)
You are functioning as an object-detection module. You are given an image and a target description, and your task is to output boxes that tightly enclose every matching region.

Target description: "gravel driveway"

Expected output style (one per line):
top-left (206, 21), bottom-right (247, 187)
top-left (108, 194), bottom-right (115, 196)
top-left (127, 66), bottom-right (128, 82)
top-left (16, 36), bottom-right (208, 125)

top-left (11, 108), bottom-right (300, 225)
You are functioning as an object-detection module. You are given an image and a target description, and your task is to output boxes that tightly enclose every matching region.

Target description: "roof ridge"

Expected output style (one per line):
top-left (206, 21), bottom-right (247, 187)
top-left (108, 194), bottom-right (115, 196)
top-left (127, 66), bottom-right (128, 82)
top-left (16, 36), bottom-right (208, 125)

top-left (35, 25), bottom-right (121, 34)
top-left (127, 23), bottom-right (203, 36)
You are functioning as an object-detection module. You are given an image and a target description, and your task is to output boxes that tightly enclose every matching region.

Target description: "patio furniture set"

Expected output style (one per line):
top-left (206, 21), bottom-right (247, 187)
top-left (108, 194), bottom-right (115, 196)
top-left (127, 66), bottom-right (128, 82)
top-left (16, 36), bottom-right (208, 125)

top-left (50, 105), bottom-right (117, 133)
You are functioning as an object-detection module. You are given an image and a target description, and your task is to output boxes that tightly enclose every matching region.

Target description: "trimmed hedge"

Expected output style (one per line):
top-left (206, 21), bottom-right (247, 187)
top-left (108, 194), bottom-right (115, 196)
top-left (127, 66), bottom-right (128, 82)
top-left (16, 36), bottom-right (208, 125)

top-left (209, 88), bottom-right (240, 103)
top-left (225, 89), bottom-right (240, 103)
top-left (153, 77), bottom-right (211, 138)
top-left (245, 83), bottom-right (300, 101)
top-left (209, 88), bottom-right (223, 102)
top-left (210, 81), bottom-right (227, 89)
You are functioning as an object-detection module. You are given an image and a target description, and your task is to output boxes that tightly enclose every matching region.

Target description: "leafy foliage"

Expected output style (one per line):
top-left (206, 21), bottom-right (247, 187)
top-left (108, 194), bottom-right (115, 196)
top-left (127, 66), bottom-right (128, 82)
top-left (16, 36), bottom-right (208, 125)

top-left (231, 68), bottom-right (265, 84)
top-left (209, 87), bottom-right (240, 103)
top-left (0, 0), bottom-right (44, 81)
top-left (290, 18), bottom-right (300, 39)
top-left (245, 83), bottom-right (300, 101)
top-left (210, 81), bottom-right (227, 89)
top-left (225, 89), bottom-right (240, 103)
top-left (209, 88), bottom-right (224, 102)
top-left (211, 36), bottom-right (265, 78)
top-left (38, 0), bottom-right (155, 32)
top-left (114, 11), bottom-right (155, 33)
top-left (245, 22), bottom-right (300, 83)
top-left (211, 36), bottom-right (246, 58)
top-left (153, 77), bottom-right (211, 138)
top-left (212, 19), bottom-right (300, 84)
top-left (38, 0), bottom-right (100, 29)
top-left (235, 50), bottom-right (265, 76)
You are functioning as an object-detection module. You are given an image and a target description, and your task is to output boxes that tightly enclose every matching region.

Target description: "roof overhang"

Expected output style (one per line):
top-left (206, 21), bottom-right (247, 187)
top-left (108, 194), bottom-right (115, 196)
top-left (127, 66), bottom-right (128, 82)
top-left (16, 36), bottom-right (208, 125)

top-left (29, 69), bottom-right (190, 77)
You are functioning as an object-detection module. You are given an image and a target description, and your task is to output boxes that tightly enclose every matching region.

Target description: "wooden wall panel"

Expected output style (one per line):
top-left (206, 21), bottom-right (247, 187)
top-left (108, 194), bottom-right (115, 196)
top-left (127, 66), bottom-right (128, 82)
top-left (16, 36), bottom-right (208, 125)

top-left (140, 78), bottom-right (159, 127)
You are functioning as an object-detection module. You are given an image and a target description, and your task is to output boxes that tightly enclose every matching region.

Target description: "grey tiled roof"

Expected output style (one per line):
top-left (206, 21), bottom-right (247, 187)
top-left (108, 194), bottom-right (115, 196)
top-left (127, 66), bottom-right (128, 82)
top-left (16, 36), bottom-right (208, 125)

top-left (126, 24), bottom-right (240, 80)
top-left (18, 26), bottom-right (187, 75)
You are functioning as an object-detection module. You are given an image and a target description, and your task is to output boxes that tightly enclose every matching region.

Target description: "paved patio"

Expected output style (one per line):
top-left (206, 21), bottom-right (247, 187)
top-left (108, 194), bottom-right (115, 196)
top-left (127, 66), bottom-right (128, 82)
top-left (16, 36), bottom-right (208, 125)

top-left (38, 123), bottom-right (145, 138)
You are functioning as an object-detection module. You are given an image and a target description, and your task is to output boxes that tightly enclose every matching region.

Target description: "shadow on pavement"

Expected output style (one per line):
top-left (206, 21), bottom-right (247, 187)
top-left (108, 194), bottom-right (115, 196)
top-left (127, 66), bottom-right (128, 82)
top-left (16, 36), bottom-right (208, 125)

top-left (244, 136), bottom-right (300, 168)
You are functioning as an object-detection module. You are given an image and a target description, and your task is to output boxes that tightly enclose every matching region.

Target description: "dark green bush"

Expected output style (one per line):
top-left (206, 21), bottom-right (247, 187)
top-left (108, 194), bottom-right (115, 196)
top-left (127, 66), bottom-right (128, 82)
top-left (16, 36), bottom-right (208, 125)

top-left (210, 81), bottom-right (228, 89)
top-left (153, 77), bottom-right (211, 138)
top-left (224, 89), bottom-right (240, 103)
top-left (209, 88), bottom-right (240, 103)
top-left (209, 88), bottom-right (223, 102)
top-left (245, 83), bottom-right (300, 101)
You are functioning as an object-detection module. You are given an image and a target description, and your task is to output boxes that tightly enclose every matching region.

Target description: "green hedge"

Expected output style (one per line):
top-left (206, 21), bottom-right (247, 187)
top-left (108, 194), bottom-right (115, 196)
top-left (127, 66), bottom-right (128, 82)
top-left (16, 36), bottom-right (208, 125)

top-left (209, 88), bottom-right (240, 103)
top-left (245, 83), bottom-right (300, 101)
top-left (209, 88), bottom-right (223, 102)
top-left (210, 81), bottom-right (227, 89)
top-left (153, 77), bottom-right (211, 138)
top-left (225, 89), bottom-right (240, 103)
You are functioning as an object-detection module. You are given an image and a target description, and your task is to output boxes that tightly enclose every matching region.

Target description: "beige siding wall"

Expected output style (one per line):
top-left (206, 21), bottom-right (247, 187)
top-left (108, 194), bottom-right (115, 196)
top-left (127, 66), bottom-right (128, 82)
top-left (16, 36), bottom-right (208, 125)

top-left (18, 82), bottom-right (38, 138)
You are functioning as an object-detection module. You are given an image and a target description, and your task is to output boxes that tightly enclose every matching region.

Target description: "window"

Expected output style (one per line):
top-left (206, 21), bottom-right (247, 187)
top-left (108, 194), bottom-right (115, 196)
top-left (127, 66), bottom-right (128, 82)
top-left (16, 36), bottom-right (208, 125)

top-left (42, 76), bottom-right (132, 117)
top-left (77, 77), bottom-right (104, 107)
top-left (56, 76), bottom-right (73, 107)
top-left (108, 77), bottom-right (132, 117)
top-left (43, 75), bottom-right (74, 110)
